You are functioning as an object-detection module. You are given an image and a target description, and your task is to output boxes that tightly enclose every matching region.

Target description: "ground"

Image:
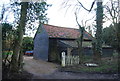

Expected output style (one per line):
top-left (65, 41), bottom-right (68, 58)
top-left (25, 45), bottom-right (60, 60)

top-left (23, 56), bottom-right (58, 75)
top-left (23, 56), bottom-right (119, 79)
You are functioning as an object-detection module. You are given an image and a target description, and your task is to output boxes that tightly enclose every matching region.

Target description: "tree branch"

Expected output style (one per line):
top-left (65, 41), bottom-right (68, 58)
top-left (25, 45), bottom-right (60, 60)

top-left (75, 12), bottom-right (82, 28)
top-left (77, 0), bottom-right (96, 12)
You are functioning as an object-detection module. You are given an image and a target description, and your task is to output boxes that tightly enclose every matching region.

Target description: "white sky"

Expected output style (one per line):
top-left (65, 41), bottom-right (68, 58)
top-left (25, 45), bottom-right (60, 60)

top-left (46, 0), bottom-right (95, 28)
top-left (44, 0), bottom-right (112, 37)
top-left (0, 0), bottom-right (114, 37)
top-left (46, 0), bottom-right (111, 29)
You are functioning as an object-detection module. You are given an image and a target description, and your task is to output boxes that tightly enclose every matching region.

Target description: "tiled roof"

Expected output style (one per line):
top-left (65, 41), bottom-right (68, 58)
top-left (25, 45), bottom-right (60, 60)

top-left (43, 24), bottom-right (92, 40)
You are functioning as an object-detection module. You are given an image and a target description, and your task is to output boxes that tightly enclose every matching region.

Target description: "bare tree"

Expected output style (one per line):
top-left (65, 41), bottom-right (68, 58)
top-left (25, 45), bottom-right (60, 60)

top-left (72, 0), bottom-right (103, 62)
top-left (104, 0), bottom-right (119, 26)
top-left (75, 12), bottom-right (84, 63)
top-left (75, 12), bottom-right (95, 63)
top-left (62, 0), bottom-right (104, 62)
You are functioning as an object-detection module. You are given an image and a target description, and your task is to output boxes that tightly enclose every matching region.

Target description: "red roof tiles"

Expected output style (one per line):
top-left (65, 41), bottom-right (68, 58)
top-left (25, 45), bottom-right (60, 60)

top-left (43, 24), bottom-right (92, 40)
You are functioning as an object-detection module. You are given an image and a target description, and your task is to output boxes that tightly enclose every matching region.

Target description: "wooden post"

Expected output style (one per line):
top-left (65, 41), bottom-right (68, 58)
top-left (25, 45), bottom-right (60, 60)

top-left (61, 52), bottom-right (66, 67)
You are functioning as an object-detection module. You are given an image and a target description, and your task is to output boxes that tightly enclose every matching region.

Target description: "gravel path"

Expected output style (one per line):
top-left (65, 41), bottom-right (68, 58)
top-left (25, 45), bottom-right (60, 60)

top-left (23, 56), bottom-right (58, 76)
top-left (23, 56), bottom-right (119, 79)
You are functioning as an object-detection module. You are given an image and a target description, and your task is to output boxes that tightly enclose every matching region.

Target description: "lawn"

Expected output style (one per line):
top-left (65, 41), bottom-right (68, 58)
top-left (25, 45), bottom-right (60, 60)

top-left (61, 54), bottom-right (119, 73)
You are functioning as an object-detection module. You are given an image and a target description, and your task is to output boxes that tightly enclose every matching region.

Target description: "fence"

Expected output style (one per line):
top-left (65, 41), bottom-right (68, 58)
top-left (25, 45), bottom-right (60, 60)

top-left (61, 52), bottom-right (80, 67)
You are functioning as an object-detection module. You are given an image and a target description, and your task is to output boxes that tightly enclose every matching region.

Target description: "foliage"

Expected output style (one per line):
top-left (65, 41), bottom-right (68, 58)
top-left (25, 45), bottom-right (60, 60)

top-left (27, 2), bottom-right (50, 23)
top-left (2, 1), bottom-right (50, 76)
top-left (82, 41), bottom-right (91, 47)
top-left (102, 24), bottom-right (117, 49)
top-left (2, 0), bottom-right (50, 73)
top-left (117, 22), bottom-right (120, 53)
top-left (2, 23), bottom-right (13, 40)
top-left (22, 37), bottom-right (33, 53)
top-left (7, 2), bottom-right (31, 74)
top-left (2, 23), bottom-right (17, 73)
top-left (103, 0), bottom-right (119, 54)
top-left (2, 1), bottom-right (51, 36)
top-left (2, 23), bottom-right (16, 52)
top-left (25, 1), bottom-right (51, 34)
top-left (93, 1), bottom-right (103, 61)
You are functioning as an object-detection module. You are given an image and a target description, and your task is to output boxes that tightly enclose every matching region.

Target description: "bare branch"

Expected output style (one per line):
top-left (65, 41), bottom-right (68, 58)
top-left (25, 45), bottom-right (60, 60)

top-left (64, 5), bottom-right (72, 16)
top-left (77, 0), bottom-right (96, 12)
top-left (106, 6), bottom-right (113, 18)
top-left (0, 4), bottom-right (5, 21)
top-left (84, 15), bottom-right (95, 27)
top-left (104, 14), bottom-right (113, 22)
top-left (104, 0), bottom-right (119, 24)
top-left (75, 12), bottom-right (82, 28)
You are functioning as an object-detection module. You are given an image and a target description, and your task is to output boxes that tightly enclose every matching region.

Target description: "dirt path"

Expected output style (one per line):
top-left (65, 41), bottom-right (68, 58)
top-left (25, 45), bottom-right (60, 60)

top-left (23, 56), bottom-right (119, 79)
top-left (23, 56), bottom-right (59, 76)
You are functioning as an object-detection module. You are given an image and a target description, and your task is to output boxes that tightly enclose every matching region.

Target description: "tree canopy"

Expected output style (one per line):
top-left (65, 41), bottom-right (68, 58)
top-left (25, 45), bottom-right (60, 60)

top-left (2, 0), bottom-right (51, 76)
top-left (103, 24), bottom-right (119, 49)
top-left (22, 37), bottom-right (33, 53)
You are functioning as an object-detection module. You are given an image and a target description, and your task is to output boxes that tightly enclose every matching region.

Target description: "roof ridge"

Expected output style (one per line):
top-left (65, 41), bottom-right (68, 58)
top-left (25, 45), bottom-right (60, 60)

top-left (44, 24), bottom-right (78, 30)
top-left (34, 24), bottom-right (93, 40)
top-left (44, 24), bottom-right (93, 37)
top-left (42, 24), bottom-right (93, 40)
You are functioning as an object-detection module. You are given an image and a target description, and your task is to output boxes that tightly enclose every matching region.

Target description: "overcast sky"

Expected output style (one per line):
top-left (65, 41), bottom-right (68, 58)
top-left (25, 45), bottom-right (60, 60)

top-left (44, 0), bottom-right (112, 37)
top-left (46, 0), bottom-right (95, 28)
top-left (0, 0), bottom-right (113, 37)
top-left (46, 0), bottom-right (110, 29)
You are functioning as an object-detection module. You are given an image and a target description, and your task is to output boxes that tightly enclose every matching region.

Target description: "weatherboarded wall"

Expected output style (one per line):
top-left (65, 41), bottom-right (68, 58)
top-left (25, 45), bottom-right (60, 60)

top-left (33, 25), bottom-right (49, 61)
top-left (71, 47), bottom-right (113, 57)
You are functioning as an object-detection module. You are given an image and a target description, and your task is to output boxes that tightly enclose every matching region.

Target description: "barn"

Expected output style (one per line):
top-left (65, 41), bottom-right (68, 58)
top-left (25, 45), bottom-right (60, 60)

top-left (33, 24), bottom-right (93, 63)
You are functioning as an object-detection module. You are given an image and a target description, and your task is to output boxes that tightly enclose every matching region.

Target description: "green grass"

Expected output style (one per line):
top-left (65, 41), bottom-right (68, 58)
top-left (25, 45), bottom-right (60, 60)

top-left (79, 63), bottom-right (118, 73)
top-left (3, 51), bottom-right (13, 55)
top-left (61, 56), bottom-right (118, 73)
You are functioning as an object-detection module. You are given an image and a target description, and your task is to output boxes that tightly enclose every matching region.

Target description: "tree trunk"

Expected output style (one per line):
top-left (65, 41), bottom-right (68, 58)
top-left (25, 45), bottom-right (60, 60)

top-left (94, 0), bottom-right (103, 62)
top-left (116, 22), bottom-right (120, 62)
top-left (18, 49), bottom-right (24, 71)
top-left (10, 2), bottom-right (28, 72)
top-left (92, 38), bottom-right (97, 61)
top-left (78, 27), bottom-right (84, 64)
top-left (75, 13), bottom-right (84, 64)
top-left (117, 0), bottom-right (120, 73)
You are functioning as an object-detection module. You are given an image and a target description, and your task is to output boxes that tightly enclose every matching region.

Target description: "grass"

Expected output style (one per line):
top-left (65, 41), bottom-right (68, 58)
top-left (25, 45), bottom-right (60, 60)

top-left (61, 54), bottom-right (118, 73)
top-left (2, 51), bottom-right (13, 55)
